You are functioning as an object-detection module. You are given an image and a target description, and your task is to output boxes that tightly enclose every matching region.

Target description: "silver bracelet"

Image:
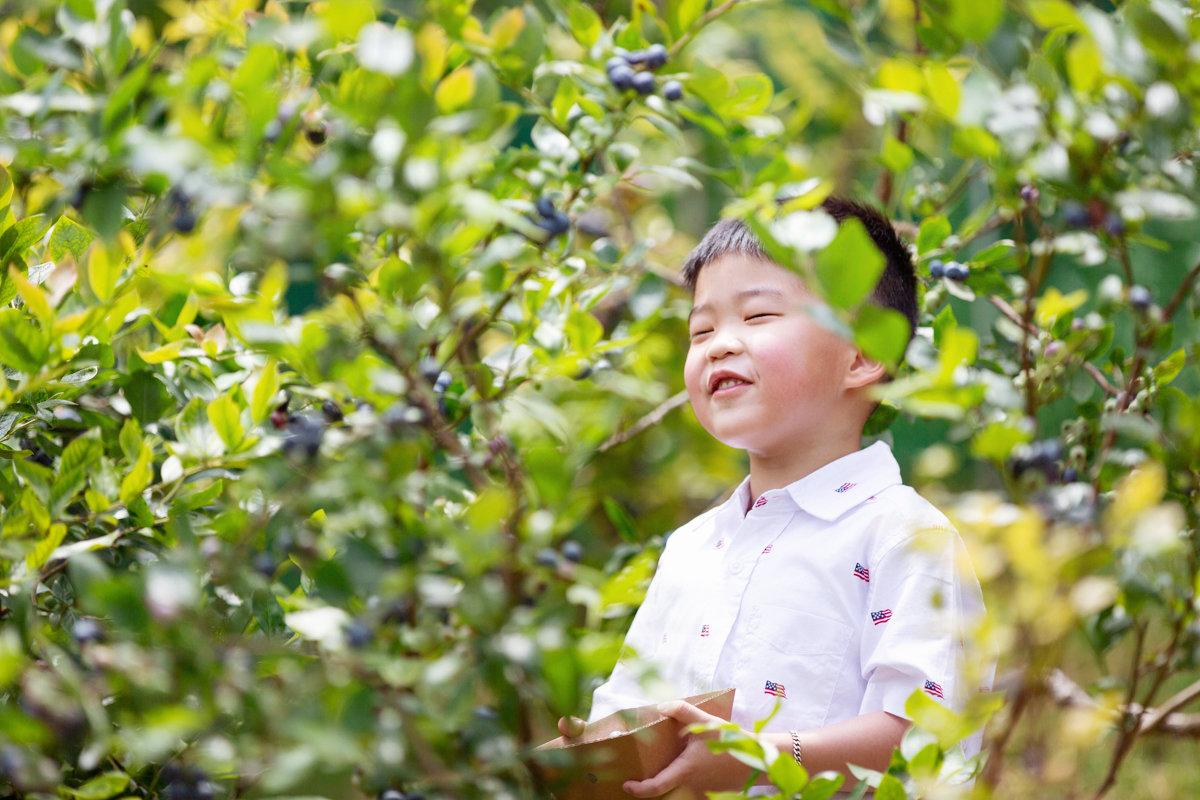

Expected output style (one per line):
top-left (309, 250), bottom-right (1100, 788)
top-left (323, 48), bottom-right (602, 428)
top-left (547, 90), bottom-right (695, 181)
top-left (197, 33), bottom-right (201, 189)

top-left (789, 729), bottom-right (803, 766)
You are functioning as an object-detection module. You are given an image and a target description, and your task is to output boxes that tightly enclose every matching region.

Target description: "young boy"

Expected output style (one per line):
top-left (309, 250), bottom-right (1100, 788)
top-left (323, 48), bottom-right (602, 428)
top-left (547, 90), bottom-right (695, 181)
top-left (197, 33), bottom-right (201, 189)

top-left (559, 197), bottom-right (990, 796)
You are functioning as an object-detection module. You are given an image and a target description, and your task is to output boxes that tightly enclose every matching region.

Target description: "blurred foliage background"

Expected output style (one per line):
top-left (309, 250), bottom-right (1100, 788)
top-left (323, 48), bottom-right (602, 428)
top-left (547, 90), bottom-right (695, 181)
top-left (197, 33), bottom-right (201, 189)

top-left (2, 0), bottom-right (1200, 798)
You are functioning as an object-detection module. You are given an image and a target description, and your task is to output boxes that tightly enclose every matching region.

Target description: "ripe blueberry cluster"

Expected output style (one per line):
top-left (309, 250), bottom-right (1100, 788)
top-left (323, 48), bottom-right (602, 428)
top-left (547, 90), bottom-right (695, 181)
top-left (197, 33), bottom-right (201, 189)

top-left (929, 259), bottom-right (969, 281)
top-left (605, 44), bottom-right (682, 100)
top-left (1010, 439), bottom-right (1062, 479)
top-left (533, 195), bottom-right (570, 237)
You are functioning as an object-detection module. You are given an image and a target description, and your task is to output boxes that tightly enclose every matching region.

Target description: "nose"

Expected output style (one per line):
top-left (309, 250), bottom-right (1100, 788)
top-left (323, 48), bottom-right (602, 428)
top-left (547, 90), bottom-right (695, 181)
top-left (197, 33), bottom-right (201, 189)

top-left (705, 324), bottom-right (744, 360)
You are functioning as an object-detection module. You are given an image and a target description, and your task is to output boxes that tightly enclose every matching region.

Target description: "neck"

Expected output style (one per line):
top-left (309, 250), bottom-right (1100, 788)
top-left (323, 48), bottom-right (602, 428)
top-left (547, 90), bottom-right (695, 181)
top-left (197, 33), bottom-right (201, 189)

top-left (746, 430), bottom-right (862, 509)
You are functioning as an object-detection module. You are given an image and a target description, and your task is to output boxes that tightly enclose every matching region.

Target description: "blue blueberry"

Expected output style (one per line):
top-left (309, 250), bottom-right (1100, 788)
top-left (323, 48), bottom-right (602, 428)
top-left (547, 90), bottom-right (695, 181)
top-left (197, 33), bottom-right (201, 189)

top-left (1129, 285), bottom-right (1152, 310)
top-left (1104, 212), bottom-right (1125, 237)
top-left (343, 619), bottom-right (372, 648)
top-left (535, 195), bottom-right (555, 218)
top-left (321, 400), bottom-right (343, 423)
top-left (945, 261), bottom-right (970, 281)
top-left (632, 71), bottom-right (655, 96)
top-left (605, 56), bottom-right (629, 74)
top-left (1063, 201), bottom-right (1089, 229)
top-left (433, 371), bottom-right (452, 394)
top-left (1062, 467), bottom-right (1079, 483)
top-left (608, 64), bottom-right (635, 91)
top-left (1020, 184), bottom-right (1039, 204)
top-left (561, 540), bottom-right (584, 563)
top-left (644, 43), bottom-right (668, 70)
top-left (929, 259), bottom-right (945, 278)
top-left (663, 80), bottom-right (684, 101)
top-left (535, 548), bottom-right (559, 568)
top-left (538, 210), bottom-right (570, 236)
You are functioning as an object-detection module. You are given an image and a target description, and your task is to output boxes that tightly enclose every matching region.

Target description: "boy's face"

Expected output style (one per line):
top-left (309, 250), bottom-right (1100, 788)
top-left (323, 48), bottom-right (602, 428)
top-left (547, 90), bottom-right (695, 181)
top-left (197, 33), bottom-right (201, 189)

top-left (684, 254), bottom-right (862, 458)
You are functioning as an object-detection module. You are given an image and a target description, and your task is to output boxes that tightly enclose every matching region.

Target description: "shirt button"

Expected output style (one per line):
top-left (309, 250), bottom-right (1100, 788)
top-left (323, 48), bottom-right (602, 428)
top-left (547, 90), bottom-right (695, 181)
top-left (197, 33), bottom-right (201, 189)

top-left (729, 560), bottom-right (744, 575)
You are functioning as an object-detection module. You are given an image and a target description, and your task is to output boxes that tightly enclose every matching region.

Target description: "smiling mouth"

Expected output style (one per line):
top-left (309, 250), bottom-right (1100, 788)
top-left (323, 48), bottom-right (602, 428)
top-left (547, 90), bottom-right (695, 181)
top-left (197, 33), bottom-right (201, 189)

top-left (711, 377), bottom-right (750, 394)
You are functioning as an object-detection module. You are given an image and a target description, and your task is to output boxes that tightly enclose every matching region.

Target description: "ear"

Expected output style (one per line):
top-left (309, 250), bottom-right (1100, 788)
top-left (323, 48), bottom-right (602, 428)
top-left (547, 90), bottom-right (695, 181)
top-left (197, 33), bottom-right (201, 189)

top-left (844, 349), bottom-right (887, 390)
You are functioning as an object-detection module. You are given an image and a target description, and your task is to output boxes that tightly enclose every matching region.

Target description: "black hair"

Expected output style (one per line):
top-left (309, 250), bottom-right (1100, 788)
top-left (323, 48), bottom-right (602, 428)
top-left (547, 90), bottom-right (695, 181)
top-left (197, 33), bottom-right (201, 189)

top-left (680, 196), bottom-right (918, 342)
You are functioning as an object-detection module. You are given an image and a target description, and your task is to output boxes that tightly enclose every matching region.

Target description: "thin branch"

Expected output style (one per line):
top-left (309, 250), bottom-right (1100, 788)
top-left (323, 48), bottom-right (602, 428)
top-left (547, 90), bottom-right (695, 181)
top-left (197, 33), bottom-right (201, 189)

top-left (1163, 257), bottom-right (1200, 321)
top-left (669, 0), bottom-right (747, 56)
top-left (597, 389), bottom-right (689, 453)
top-left (987, 295), bottom-right (1120, 397)
top-left (1139, 664), bottom-right (1200, 734)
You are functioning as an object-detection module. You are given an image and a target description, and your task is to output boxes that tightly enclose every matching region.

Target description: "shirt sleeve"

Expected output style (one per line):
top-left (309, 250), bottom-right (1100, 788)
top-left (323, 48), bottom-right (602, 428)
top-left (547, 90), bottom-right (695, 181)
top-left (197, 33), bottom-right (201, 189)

top-left (587, 550), bottom-right (668, 722)
top-left (858, 520), bottom-right (985, 720)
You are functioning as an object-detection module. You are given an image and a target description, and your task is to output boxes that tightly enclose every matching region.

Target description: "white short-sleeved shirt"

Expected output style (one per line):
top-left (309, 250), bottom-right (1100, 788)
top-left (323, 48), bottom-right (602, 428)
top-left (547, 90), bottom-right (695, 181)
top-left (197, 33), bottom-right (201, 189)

top-left (589, 442), bottom-right (992, 750)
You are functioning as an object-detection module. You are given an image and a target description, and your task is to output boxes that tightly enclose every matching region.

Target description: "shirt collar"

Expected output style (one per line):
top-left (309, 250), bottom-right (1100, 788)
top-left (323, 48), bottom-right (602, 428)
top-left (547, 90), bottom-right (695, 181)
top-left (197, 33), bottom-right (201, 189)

top-left (783, 441), bottom-right (902, 521)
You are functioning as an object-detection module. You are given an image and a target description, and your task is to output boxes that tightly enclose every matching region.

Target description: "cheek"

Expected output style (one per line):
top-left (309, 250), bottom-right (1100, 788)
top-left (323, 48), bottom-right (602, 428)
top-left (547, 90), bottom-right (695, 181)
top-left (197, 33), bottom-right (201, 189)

top-left (683, 348), bottom-right (705, 399)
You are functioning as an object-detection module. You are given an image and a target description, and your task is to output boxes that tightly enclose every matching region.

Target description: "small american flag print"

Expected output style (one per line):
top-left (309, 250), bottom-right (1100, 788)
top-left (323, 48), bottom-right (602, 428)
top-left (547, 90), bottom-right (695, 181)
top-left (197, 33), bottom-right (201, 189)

top-left (924, 680), bottom-right (944, 699)
top-left (715, 537), bottom-right (727, 550)
top-left (854, 563), bottom-right (870, 582)
top-left (762, 544), bottom-right (773, 555)
top-left (764, 680), bottom-right (787, 698)
top-left (700, 624), bottom-right (710, 637)
top-left (871, 609), bottom-right (893, 625)
top-left (754, 496), bottom-right (768, 508)
top-left (835, 482), bottom-right (857, 493)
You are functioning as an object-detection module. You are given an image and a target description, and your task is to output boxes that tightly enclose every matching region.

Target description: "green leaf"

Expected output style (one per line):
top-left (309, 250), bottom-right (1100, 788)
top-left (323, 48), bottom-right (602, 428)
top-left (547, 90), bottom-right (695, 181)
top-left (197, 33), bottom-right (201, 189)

top-left (251, 357), bottom-right (281, 424)
top-left (1154, 348), bottom-right (1186, 385)
top-left (119, 418), bottom-right (143, 463)
top-left (0, 214), bottom-right (53, 264)
top-left (207, 391), bottom-right (244, 451)
top-left (0, 307), bottom-right (50, 373)
top-left (119, 442), bottom-right (153, 505)
top-left (566, 3), bottom-right (601, 47)
top-left (124, 370), bottom-right (174, 424)
top-left (815, 219), bottom-right (885, 310)
top-left (26, 523), bottom-right (66, 570)
top-left (48, 216), bottom-right (95, 262)
top-left (103, 53), bottom-right (155, 130)
top-left (767, 750), bottom-right (808, 797)
top-left (1027, 0), bottom-right (1084, 30)
top-left (916, 216), bottom-right (951, 255)
top-left (62, 771), bottom-right (130, 800)
top-left (875, 773), bottom-right (907, 800)
top-left (854, 306), bottom-right (910, 368)
top-left (668, 0), bottom-right (706, 39)
top-left (801, 774), bottom-right (846, 800)
top-left (435, 65), bottom-right (475, 112)
top-left (932, 304), bottom-right (956, 349)
top-left (0, 163), bottom-right (11, 208)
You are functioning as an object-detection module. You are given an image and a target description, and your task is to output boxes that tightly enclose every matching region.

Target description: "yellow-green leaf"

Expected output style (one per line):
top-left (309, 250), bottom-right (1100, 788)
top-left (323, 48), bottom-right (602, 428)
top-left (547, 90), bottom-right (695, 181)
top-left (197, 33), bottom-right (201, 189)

top-left (207, 391), bottom-right (244, 451)
top-left (877, 58), bottom-right (925, 93)
top-left (136, 339), bottom-right (188, 364)
top-left (119, 442), bottom-right (153, 505)
top-left (85, 244), bottom-right (118, 301)
top-left (26, 523), bottom-right (67, 571)
top-left (1035, 287), bottom-right (1088, 326)
top-left (491, 6), bottom-right (525, 49)
top-left (435, 65), bottom-right (476, 112)
top-left (62, 772), bottom-right (130, 800)
top-left (9, 266), bottom-right (54, 325)
top-left (924, 63), bottom-right (960, 117)
top-left (251, 357), bottom-right (280, 424)
top-left (1066, 38), bottom-right (1102, 94)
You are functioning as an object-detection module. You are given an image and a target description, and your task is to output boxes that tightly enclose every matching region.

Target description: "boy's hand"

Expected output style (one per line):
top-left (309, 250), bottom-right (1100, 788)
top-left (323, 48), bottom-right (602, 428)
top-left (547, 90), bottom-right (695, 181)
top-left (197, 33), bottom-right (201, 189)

top-left (622, 700), bottom-right (752, 798)
top-left (557, 715), bottom-right (587, 738)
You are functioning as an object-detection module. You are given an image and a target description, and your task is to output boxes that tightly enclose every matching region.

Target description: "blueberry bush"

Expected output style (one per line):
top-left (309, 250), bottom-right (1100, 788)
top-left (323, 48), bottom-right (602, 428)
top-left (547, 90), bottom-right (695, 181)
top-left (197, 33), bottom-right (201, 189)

top-left (1, 1), bottom-right (1199, 799)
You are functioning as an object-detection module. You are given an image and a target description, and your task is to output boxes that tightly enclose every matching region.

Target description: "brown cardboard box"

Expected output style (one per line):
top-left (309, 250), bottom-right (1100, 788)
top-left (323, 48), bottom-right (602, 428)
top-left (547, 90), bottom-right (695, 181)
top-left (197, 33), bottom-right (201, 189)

top-left (534, 689), bottom-right (735, 800)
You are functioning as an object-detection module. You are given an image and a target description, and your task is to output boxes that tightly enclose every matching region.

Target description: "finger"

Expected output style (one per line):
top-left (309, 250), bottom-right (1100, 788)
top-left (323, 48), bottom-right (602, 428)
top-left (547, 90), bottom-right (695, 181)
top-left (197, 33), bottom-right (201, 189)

top-left (656, 700), bottom-right (717, 726)
top-left (623, 756), bottom-right (689, 798)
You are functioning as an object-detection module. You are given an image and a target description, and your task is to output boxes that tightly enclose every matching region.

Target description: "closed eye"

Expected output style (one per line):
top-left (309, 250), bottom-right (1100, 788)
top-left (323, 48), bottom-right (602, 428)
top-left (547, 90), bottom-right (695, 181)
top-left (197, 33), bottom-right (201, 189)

top-left (746, 313), bottom-right (779, 322)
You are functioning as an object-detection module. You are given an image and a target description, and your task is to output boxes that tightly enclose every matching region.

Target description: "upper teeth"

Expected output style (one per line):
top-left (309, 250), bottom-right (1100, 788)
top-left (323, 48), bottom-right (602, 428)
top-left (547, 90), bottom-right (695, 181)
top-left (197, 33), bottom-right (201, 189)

top-left (715, 378), bottom-right (745, 391)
